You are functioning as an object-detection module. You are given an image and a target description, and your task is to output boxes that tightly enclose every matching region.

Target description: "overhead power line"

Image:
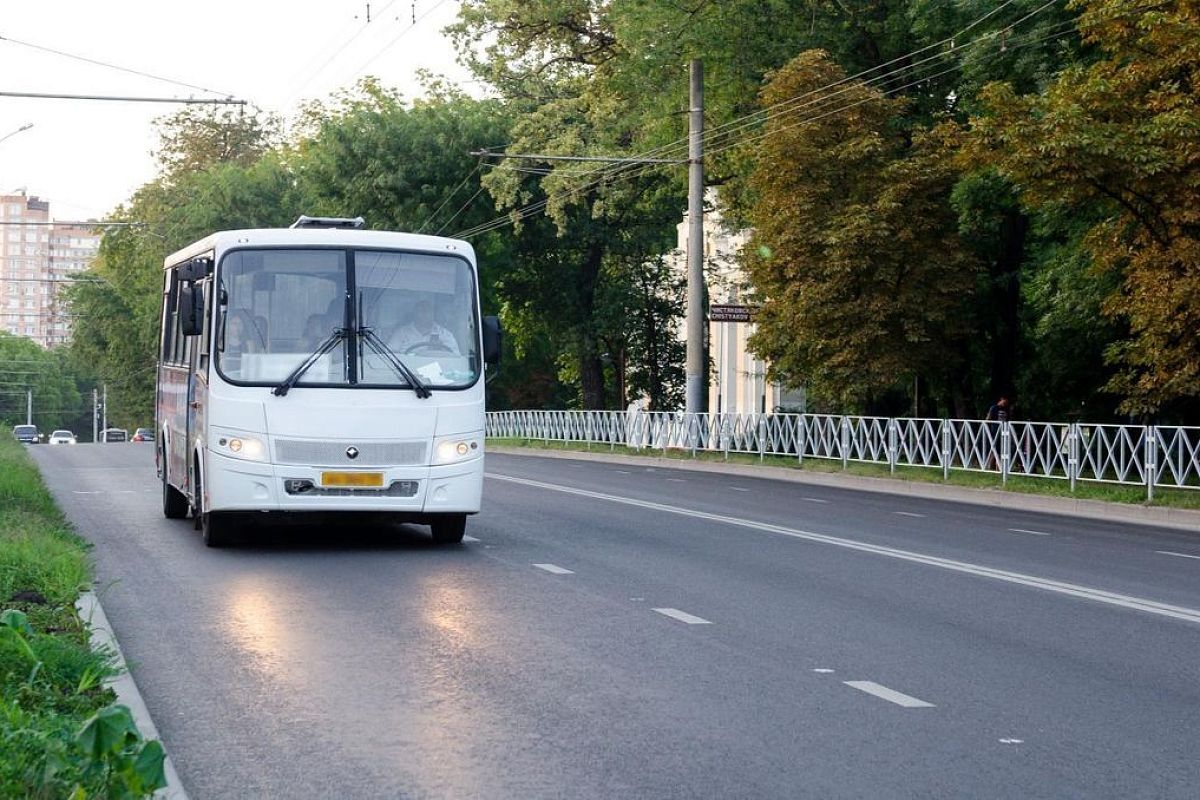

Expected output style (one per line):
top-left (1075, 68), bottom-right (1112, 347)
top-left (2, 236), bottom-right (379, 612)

top-left (0, 32), bottom-right (238, 98)
top-left (0, 91), bottom-right (247, 105)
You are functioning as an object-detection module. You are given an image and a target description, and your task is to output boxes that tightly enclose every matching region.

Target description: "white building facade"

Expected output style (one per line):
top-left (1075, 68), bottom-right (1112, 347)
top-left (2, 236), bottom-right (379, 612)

top-left (0, 193), bottom-right (100, 347)
top-left (670, 191), bottom-right (805, 414)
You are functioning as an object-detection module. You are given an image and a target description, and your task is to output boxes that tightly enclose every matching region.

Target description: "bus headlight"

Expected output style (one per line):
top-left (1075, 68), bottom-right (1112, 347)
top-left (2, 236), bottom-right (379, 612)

top-left (433, 436), bottom-right (480, 465)
top-left (212, 429), bottom-right (268, 462)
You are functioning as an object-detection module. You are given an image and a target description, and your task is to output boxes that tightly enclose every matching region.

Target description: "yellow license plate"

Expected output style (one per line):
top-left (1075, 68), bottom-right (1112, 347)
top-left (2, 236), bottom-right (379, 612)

top-left (320, 471), bottom-right (384, 488)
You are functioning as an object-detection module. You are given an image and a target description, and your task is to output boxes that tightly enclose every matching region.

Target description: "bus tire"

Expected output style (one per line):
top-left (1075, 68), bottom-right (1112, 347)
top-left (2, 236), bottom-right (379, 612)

top-left (162, 456), bottom-right (189, 520)
top-left (430, 514), bottom-right (466, 544)
top-left (202, 511), bottom-right (235, 548)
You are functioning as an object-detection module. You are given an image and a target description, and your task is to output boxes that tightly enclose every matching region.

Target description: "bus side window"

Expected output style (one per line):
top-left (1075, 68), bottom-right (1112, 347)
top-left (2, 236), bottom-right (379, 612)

top-left (162, 270), bottom-right (177, 363)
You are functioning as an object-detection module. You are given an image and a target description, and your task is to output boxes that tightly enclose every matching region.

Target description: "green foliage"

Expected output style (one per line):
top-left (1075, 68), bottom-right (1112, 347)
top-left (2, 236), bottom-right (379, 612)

top-left (0, 438), bottom-right (163, 798)
top-left (743, 51), bottom-right (979, 410)
top-left (0, 334), bottom-right (85, 434)
top-left (965, 0), bottom-right (1200, 416)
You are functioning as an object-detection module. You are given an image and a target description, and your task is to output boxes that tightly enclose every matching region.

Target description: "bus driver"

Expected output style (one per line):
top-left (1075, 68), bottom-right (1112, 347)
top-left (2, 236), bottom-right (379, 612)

top-left (390, 300), bottom-right (459, 355)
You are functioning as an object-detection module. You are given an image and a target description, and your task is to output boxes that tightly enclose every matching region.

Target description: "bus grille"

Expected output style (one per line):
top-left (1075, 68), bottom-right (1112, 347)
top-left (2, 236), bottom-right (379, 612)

top-left (274, 439), bottom-right (427, 466)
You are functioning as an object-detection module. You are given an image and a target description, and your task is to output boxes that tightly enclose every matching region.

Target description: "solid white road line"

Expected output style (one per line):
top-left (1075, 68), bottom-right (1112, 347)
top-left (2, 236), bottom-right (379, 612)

top-left (844, 681), bottom-right (935, 708)
top-left (533, 563), bottom-right (574, 575)
top-left (894, 511), bottom-right (926, 518)
top-left (1157, 550), bottom-right (1200, 561)
top-left (486, 472), bottom-right (1200, 626)
top-left (653, 608), bottom-right (712, 625)
top-left (462, 535), bottom-right (481, 543)
top-left (1009, 528), bottom-right (1051, 536)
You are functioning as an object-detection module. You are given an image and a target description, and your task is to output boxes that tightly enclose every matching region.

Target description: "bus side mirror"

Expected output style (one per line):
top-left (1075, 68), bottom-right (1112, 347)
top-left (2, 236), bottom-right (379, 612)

top-left (178, 257), bottom-right (212, 282)
top-left (482, 316), bottom-right (502, 364)
top-left (180, 285), bottom-right (204, 336)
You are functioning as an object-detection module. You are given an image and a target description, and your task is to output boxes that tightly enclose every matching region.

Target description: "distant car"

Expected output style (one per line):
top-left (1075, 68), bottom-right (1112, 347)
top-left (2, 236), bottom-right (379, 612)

top-left (12, 424), bottom-right (39, 444)
top-left (48, 430), bottom-right (77, 445)
top-left (102, 428), bottom-right (128, 443)
top-left (131, 428), bottom-right (155, 442)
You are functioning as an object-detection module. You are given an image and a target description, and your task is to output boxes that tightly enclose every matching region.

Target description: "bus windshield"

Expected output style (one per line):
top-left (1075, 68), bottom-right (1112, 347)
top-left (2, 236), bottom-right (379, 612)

top-left (215, 247), bottom-right (479, 389)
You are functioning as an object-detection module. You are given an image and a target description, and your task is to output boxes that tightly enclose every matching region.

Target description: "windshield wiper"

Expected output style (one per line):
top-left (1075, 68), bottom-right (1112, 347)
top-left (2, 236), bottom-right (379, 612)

top-left (272, 329), bottom-right (347, 397)
top-left (358, 326), bottom-right (432, 399)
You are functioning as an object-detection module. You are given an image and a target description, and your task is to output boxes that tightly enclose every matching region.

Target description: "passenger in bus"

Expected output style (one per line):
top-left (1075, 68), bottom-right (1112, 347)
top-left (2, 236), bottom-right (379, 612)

top-left (301, 313), bottom-right (329, 349)
top-left (224, 309), bottom-right (260, 356)
top-left (391, 300), bottom-right (460, 355)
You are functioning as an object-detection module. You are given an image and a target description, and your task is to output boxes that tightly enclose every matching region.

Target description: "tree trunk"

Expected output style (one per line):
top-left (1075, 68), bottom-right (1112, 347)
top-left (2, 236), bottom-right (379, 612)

top-left (578, 239), bottom-right (606, 409)
top-left (990, 209), bottom-right (1027, 402)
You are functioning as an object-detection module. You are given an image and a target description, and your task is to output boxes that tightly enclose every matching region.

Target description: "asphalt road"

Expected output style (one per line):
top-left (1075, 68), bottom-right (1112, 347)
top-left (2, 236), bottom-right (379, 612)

top-left (30, 444), bottom-right (1200, 799)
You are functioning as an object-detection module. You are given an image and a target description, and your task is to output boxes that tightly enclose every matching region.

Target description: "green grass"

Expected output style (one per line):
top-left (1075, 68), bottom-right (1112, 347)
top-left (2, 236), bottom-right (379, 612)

top-left (488, 437), bottom-right (1200, 511)
top-left (0, 437), bottom-right (165, 798)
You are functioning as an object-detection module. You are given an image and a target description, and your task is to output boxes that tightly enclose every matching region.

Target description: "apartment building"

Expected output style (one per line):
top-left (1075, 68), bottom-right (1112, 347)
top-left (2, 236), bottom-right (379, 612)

top-left (0, 192), bottom-right (100, 347)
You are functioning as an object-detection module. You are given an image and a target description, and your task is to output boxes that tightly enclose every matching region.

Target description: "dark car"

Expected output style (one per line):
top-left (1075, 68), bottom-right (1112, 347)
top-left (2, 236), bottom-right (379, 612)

top-left (131, 428), bottom-right (155, 443)
top-left (102, 428), bottom-right (128, 443)
top-left (12, 424), bottom-right (39, 444)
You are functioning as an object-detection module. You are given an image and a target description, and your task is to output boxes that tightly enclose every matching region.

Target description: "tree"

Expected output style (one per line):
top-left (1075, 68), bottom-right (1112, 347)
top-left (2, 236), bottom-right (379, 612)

top-left (965, 0), bottom-right (1200, 416)
top-left (743, 51), bottom-right (979, 411)
top-left (154, 106), bottom-right (279, 184)
top-left (0, 333), bottom-right (83, 433)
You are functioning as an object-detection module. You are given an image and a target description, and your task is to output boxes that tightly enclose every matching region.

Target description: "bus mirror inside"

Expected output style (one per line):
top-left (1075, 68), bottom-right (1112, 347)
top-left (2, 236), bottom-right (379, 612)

top-left (482, 315), bottom-right (502, 364)
top-left (180, 285), bottom-right (204, 336)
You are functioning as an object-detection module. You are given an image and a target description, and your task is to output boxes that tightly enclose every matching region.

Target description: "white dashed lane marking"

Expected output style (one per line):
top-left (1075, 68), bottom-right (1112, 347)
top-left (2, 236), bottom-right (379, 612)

top-left (730, 487), bottom-right (750, 492)
top-left (614, 470), bottom-right (632, 475)
top-left (486, 473), bottom-right (1200, 625)
top-left (1009, 528), bottom-right (1051, 536)
top-left (1157, 550), bottom-right (1200, 561)
top-left (894, 511), bottom-right (926, 518)
top-left (653, 608), bottom-right (712, 625)
top-left (812, 668), bottom-right (835, 674)
top-left (803, 497), bottom-right (829, 504)
top-left (666, 478), bottom-right (687, 483)
top-left (533, 563), bottom-right (574, 575)
top-left (462, 535), bottom-right (481, 543)
top-left (844, 681), bottom-right (935, 708)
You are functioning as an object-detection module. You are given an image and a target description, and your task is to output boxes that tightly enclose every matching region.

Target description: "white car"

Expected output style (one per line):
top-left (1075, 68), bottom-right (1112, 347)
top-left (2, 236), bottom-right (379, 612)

top-left (48, 429), bottom-right (77, 445)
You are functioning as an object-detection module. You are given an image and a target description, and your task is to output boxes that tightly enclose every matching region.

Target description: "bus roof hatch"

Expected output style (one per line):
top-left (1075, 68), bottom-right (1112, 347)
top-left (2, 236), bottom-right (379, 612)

top-left (290, 215), bottom-right (366, 230)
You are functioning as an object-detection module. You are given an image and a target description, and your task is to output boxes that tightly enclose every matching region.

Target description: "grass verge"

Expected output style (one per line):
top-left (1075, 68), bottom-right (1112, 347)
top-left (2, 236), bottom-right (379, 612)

top-left (0, 438), bottom-right (166, 798)
top-left (488, 437), bottom-right (1200, 511)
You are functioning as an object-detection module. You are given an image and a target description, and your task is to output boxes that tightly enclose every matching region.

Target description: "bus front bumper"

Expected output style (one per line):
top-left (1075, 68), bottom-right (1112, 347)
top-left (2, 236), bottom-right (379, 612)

top-left (204, 450), bottom-right (483, 513)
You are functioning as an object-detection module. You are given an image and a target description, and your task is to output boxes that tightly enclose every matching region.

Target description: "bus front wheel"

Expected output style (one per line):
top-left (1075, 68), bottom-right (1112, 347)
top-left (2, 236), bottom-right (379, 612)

top-left (430, 514), bottom-right (466, 544)
top-left (201, 511), bottom-right (235, 548)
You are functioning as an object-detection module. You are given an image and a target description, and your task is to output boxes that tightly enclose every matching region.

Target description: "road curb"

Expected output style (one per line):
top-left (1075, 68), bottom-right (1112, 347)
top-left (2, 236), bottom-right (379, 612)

top-left (76, 591), bottom-right (189, 800)
top-left (487, 446), bottom-right (1200, 533)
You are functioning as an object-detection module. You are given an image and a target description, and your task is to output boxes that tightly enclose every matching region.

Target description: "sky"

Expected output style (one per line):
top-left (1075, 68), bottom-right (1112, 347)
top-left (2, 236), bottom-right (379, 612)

top-left (0, 0), bottom-right (473, 220)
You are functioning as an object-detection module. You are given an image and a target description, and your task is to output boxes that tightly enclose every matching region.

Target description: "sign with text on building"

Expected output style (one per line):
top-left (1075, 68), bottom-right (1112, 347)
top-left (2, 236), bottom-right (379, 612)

top-left (709, 304), bottom-right (757, 323)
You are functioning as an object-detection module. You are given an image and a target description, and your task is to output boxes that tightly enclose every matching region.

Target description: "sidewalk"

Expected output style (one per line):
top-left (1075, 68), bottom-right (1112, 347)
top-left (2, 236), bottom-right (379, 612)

top-left (487, 445), bottom-right (1200, 533)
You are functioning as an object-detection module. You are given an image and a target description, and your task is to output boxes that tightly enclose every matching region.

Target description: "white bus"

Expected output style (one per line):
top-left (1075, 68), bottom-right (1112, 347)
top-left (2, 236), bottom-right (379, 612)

top-left (155, 216), bottom-right (501, 547)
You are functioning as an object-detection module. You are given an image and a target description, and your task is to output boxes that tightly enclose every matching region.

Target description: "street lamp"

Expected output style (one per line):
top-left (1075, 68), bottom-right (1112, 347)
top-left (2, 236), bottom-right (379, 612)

top-left (0, 123), bottom-right (33, 146)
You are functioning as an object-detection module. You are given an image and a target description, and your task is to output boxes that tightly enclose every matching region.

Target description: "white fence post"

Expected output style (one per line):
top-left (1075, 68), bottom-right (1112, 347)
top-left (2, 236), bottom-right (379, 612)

top-left (1146, 426), bottom-right (1157, 502)
top-left (941, 420), bottom-right (950, 481)
top-left (841, 416), bottom-right (849, 471)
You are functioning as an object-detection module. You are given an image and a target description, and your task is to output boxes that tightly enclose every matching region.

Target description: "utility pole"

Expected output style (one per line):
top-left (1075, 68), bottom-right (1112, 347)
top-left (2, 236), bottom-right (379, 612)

top-left (92, 388), bottom-right (98, 443)
top-left (685, 58), bottom-right (707, 416)
top-left (101, 384), bottom-right (107, 441)
top-left (26, 389), bottom-right (32, 425)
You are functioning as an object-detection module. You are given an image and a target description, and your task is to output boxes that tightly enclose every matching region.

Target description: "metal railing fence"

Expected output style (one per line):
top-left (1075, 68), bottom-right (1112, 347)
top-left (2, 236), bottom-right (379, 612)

top-left (485, 410), bottom-right (1200, 499)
